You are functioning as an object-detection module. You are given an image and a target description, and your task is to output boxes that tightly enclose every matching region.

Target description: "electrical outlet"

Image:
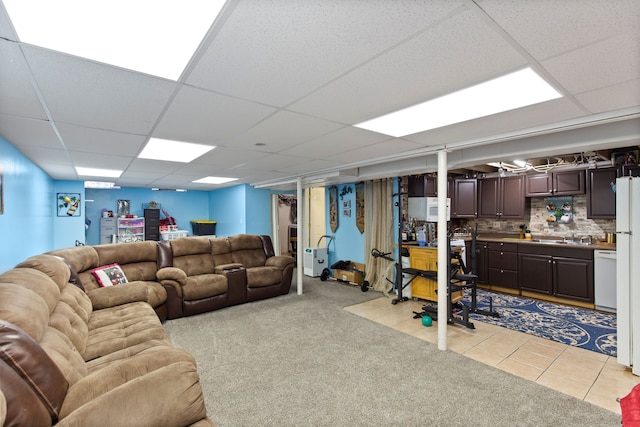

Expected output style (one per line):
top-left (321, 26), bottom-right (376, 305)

top-left (493, 221), bottom-right (501, 228)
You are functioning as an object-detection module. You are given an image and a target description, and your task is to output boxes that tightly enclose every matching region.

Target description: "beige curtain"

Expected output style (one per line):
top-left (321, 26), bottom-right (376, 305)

top-left (364, 178), bottom-right (395, 292)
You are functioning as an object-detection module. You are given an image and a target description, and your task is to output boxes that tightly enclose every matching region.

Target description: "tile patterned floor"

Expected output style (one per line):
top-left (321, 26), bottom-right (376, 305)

top-left (344, 295), bottom-right (640, 415)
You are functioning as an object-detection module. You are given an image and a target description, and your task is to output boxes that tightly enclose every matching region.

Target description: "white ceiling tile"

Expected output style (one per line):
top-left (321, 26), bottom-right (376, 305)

top-left (281, 127), bottom-right (391, 159)
top-left (0, 114), bottom-right (61, 148)
top-left (69, 151), bottom-right (133, 170)
top-left (476, 0), bottom-right (640, 60)
top-left (576, 79), bottom-right (640, 113)
top-left (22, 45), bottom-right (177, 134)
top-left (542, 32), bottom-right (640, 95)
top-left (127, 158), bottom-right (185, 173)
top-left (228, 111), bottom-right (344, 151)
top-left (57, 124), bottom-right (147, 156)
top-left (15, 146), bottom-right (70, 164)
top-left (35, 162), bottom-right (78, 180)
top-left (325, 138), bottom-right (424, 164)
top-left (289, 8), bottom-right (528, 124)
top-left (187, 0), bottom-right (464, 106)
top-left (0, 40), bottom-right (48, 119)
top-left (153, 85), bottom-right (277, 143)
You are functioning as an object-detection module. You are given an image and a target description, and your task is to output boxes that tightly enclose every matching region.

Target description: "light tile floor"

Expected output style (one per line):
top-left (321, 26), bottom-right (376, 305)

top-left (344, 295), bottom-right (640, 415)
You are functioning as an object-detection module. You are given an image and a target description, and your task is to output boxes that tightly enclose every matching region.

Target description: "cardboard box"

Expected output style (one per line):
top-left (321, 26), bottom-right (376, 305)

top-left (333, 262), bottom-right (366, 284)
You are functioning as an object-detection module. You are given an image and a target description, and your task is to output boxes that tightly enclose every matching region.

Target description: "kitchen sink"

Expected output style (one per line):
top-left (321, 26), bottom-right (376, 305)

top-left (530, 239), bottom-right (593, 246)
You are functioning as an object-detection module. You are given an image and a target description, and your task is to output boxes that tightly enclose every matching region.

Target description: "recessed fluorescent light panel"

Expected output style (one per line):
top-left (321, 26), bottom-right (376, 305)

top-left (3, 0), bottom-right (227, 80)
top-left (139, 138), bottom-right (215, 162)
top-left (193, 177), bottom-right (238, 185)
top-left (76, 167), bottom-right (122, 178)
top-left (355, 68), bottom-right (562, 137)
top-left (84, 181), bottom-right (120, 189)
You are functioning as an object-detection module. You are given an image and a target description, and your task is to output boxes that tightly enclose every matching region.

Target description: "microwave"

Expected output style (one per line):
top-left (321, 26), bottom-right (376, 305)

top-left (425, 197), bottom-right (450, 222)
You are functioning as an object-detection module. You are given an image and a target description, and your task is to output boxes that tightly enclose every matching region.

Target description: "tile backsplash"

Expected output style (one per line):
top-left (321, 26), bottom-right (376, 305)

top-left (458, 194), bottom-right (615, 240)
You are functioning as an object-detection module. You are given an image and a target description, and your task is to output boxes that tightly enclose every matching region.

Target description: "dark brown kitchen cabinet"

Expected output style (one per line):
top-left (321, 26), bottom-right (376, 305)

top-left (408, 175), bottom-right (437, 197)
top-left (524, 170), bottom-right (585, 197)
top-left (478, 176), bottom-right (527, 219)
top-left (487, 241), bottom-right (518, 289)
top-left (477, 240), bottom-right (489, 284)
top-left (518, 245), bottom-right (593, 303)
top-left (587, 167), bottom-right (617, 218)
top-left (451, 178), bottom-right (477, 218)
top-left (620, 164), bottom-right (640, 177)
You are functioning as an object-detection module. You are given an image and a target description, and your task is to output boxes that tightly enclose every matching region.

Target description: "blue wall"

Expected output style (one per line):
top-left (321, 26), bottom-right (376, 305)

top-left (0, 136), bottom-right (55, 272)
top-left (209, 185), bottom-right (247, 236)
top-left (325, 183), bottom-right (365, 266)
top-left (85, 187), bottom-right (211, 245)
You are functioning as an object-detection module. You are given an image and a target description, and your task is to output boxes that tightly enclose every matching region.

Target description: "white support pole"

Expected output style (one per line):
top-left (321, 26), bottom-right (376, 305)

top-left (296, 177), bottom-right (304, 295)
top-left (437, 149), bottom-right (448, 351)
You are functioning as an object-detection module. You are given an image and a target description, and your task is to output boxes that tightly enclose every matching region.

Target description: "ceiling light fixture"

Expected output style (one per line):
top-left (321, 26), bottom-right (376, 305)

top-left (3, 0), bottom-right (228, 80)
top-left (354, 67), bottom-right (562, 137)
top-left (193, 176), bottom-right (238, 185)
top-left (76, 167), bottom-right (122, 178)
top-left (139, 138), bottom-right (215, 162)
top-left (84, 181), bottom-right (120, 189)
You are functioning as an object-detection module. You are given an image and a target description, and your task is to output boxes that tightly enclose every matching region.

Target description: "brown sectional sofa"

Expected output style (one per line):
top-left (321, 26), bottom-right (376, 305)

top-left (0, 234), bottom-right (295, 426)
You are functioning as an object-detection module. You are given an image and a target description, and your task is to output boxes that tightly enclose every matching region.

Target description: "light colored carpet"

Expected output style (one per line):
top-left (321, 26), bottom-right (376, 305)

top-left (164, 276), bottom-right (621, 426)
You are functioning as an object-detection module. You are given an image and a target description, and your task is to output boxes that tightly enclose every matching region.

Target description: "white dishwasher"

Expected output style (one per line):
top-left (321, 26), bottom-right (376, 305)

top-left (594, 249), bottom-right (617, 313)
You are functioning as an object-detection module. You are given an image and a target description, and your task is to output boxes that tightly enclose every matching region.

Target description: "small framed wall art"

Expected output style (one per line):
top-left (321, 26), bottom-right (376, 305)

top-left (57, 193), bottom-right (81, 217)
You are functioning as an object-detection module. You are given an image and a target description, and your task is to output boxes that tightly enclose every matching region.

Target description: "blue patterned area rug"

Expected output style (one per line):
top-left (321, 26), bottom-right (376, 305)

top-left (460, 289), bottom-right (617, 357)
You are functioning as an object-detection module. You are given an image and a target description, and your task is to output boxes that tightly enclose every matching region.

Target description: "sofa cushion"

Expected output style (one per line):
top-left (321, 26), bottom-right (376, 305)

top-left (0, 283), bottom-right (50, 342)
top-left (245, 266), bottom-right (283, 288)
top-left (16, 254), bottom-right (73, 291)
top-left (92, 264), bottom-right (129, 287)
top-left (182, 274), bottom-right (227, 301)
top-left (0, 320), bottom-right (68, 423)
top-left (48, 246), bottom-right (100, 290)
top-left (94, 241), bottom-right (160, 282)
top-left (170, 237), bottom-right (215, 276)
top-left (211, 237), bottom-right (233, 266)
top-left (228, 234), bottom-right (267, 268)
top-left (84, 302), bottom-right (169, 361)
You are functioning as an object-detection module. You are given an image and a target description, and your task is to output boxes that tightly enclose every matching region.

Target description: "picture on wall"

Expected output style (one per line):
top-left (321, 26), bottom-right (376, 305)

top-left (57, 193), bottom-right (81, 217)
top-left (546, 196), bottom-right (573, 224)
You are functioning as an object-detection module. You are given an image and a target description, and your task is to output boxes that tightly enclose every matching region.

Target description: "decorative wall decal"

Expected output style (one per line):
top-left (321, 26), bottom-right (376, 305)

top-left (57, 193), bottom-right (81, 217)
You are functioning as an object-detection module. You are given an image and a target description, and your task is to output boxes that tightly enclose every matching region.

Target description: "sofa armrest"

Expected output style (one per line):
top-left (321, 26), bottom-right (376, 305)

top-left (265, 255), bottom-right (295, 270)
top-left (87, 282), bottom-right (149, 310)
top-left (156, 267), bottom-right (187, 285)
top-left (214, 263), bottom-right (244, 274)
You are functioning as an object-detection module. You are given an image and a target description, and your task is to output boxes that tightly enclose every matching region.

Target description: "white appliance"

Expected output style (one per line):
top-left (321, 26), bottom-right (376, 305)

top-left (303, 247), bottom-right (328, 277)
top-left (594, 250), bottom-right (616, 313)
top-left (425, 197), bottom-right (450, 222)
top-left (616, 176), bottom-right (640, 375)
top-left (407, 197), bottom-right (426, 221)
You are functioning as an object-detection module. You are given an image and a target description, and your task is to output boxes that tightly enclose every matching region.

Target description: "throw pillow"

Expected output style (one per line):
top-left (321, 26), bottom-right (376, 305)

top-left (91, 264), bottom-right (128, 287)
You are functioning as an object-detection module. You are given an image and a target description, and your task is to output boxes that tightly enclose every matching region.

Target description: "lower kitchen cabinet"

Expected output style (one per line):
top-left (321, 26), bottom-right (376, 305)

top-left (518, 246), bottom-right (593, 303)
top-left (487, 241), bottom-right (518, 289)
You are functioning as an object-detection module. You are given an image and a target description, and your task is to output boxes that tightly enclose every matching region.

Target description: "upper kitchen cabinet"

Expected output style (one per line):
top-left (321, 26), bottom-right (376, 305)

top-left (408, 175), bottom-right (437, 197)
top-left (524, 170), bottom-right (585, 197)
top-left (451, 178), bottom-right (477, 218)
top-left (620, 164), bottom-right (640, 177)
top-left (587, 168), bottom-right (617, 218)
top-left (478, 176), bottom-right (528, 219)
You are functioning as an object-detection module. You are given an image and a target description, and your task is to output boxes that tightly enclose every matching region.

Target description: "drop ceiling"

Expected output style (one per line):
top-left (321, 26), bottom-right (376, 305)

top-left (0, 0), bottom-right (639, 191)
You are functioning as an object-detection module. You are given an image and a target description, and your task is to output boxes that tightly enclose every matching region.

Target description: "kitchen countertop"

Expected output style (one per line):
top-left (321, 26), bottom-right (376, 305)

top-left (462, 234), bottom-right (615, 250)
top-left (402, 234), bottom-right (615, 250)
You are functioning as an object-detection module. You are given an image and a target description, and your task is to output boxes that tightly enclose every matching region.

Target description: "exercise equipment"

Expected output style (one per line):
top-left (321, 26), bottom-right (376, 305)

top-left (320, 260), bottom-right (370, 292)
